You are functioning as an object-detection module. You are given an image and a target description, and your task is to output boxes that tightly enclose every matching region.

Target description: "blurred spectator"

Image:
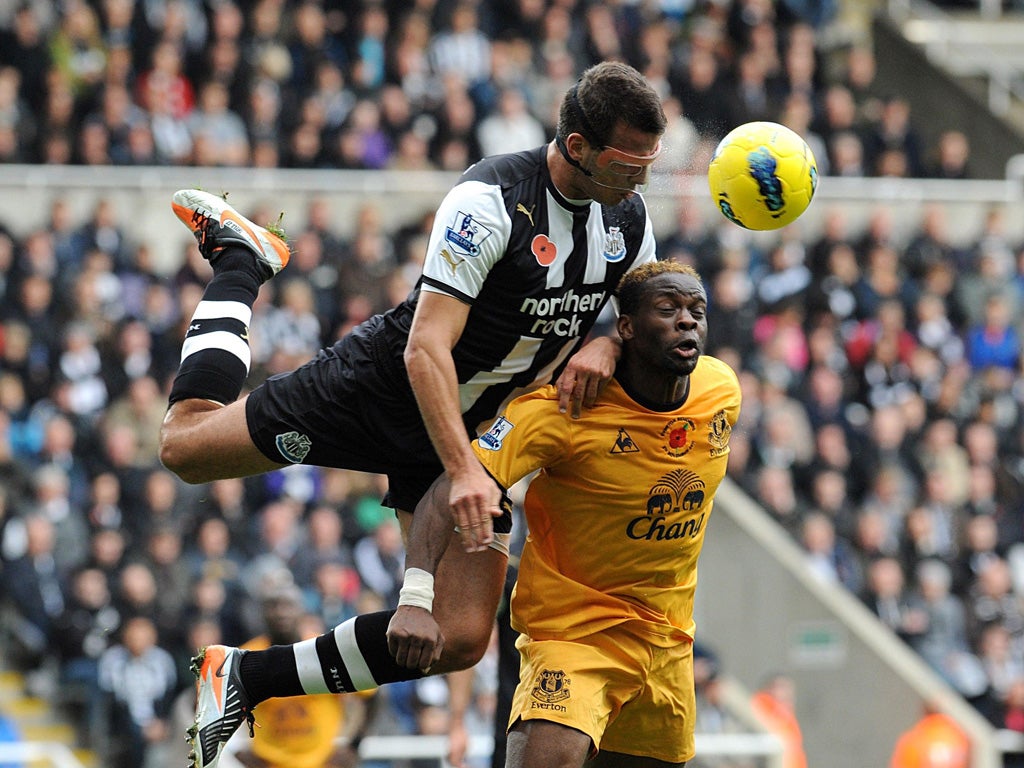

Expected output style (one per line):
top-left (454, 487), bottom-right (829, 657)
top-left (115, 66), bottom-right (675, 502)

top-left (141, 525), bottom-right (192, 644)
top-left (290, 504), bottom-right (353, 589)
top-left (780, 91), bottom-right (828, 176)
top-left (912, 293), bottom-right (963, 366)
top-left (186, 514), bottom-right (245, 586)
top-left (965, 294), bottom-right (1020, 375)
top-left (97, 614), bottom-right (178, 768)
top-left (429, 2), bottom-right (492, 114)
top-left (695, 668), bottom-right (754, 768)
top-left (928, 130), bottom-right (971, 180)
top-left (36, 412), bottom-right (90, 508)
top-left (752, 465), bottom-right (807, 538)
top-left (965, 557), bottom-right (1024, 647)
top-left (907, 559), bottom-right (979, 696)
top-left (672, 48), bottom-right (730, 139)
top-left (186, 79), bottom-right (249, 166)
top-left (84, 525), bottom-right (128, 583)
top-left (84, 83), bottom-right (146, 165)
top-left (2, 512), bottom-right (66, 669)
top-left (353, 518), bottom-right (405, 608)
top-left (56, 322), bottom-right (109, 419)
top-left (306, 558), bottom-right (362, 629)
top-left (476, 87), bottom-right (545, 157)
top-left (800, 511), bottom-right (862, 592)
top-left (727, 51), bottom-right (776, 127)
top-left (49, 1), bottom-right (107, 100)
top-left (953, 514), bottom-right (1004, 597)
top-left (976, 622), bottom-right (1024, 705)
top-left (841, 45), bottom-right (881, 123)
top-left (254, 278), bottom-right (323, 369)
top-left (244, 497), bottom-right (304, 584)
top-left (102, 376), bottom-right (167, 467)
top-left (904, 206), bottom-right (958, 284)
top-left (113, 561), bottom-right (159, 623)
top-left (750, 673), bottom-right (808, 768)
top-left (338, 226), bottom-right (398, 314)
top-left (863, 96), bottom-right (924, 178)
top-left (862, 555), bottom-right (927, 644)
top-left (26, 463), bottom-right (88, 572)
top-left (332, 99), bottom-right (390, 170)
top-left (889, 702), bottom-right (969, 768)
top-left (52, 565), bottom-right (120, 742)
top-left (287, 0), bottom-right (346, 95)
top-left (994, 677), bottom-right (1024, 736)
top-left (0, 4), bottom-right (51, 115)
top-left (0, 67), bottom-right (34, 162)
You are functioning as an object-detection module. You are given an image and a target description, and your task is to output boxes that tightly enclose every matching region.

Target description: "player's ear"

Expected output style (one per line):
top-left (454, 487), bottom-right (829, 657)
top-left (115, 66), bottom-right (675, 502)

top-left (617, 314), bottom-right (634, 341)
top-left (565, 132), bottom-right (588, 162)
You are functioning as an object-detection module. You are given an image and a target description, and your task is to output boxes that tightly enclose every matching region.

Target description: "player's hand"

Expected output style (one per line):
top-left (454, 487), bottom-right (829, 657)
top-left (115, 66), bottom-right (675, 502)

top-left (556, 335), bottom-right (620, 418)
top-left (447, 716), bottom-right (469, 768)
top-left (387, 606), bottom-right (445, 671)
top-left (449, 463), bottom-right (502, 552)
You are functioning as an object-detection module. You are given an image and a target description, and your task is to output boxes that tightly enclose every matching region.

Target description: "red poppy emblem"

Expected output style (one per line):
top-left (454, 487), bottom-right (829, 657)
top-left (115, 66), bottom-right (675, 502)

top-left (669, 427), bottom-right (690, 448)
top-left (531, 234), bottom-right (557, 266)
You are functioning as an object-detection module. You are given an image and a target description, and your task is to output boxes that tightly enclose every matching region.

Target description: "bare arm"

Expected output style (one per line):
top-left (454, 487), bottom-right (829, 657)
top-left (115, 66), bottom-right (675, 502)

top-left (405, 290), bottom-right (502, 551)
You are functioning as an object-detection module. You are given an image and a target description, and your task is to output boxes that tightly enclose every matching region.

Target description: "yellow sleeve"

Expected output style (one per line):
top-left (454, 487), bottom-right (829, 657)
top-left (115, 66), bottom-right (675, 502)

top-left (472, 386), bottom-right (569, 490)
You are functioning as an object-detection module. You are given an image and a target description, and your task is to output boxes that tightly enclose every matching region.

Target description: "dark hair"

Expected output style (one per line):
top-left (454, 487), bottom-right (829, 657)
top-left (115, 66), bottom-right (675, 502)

top-left (616, 261), bottom-right (702, 315)
top-left (556, 62), bottom-right (666, 147)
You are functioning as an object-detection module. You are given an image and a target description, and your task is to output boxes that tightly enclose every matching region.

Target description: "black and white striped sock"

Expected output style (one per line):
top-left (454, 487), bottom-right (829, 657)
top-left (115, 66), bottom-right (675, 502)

top-left (240, 611), bottom-right (424, 703)
top-left (168, 247), bottom-right (264, 405)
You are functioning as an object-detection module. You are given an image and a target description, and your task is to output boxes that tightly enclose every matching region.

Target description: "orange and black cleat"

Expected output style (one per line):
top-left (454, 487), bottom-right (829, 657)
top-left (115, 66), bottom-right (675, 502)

top-left (171, 189), bottom-right (290, 279)
top-left (187, 644), bottom-right (255, 768)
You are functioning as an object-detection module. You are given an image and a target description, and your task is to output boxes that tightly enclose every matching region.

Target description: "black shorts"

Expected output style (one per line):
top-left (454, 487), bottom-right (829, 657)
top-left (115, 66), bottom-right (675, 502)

top-left (246, 316), bottom-right (444, 512)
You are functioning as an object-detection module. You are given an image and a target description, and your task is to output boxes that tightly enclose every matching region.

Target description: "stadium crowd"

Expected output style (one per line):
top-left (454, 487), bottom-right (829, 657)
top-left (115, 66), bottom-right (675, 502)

top-left (0, 0), bottom-right (974, 179)
top-left (0, 0), bottom-right (1021, 766)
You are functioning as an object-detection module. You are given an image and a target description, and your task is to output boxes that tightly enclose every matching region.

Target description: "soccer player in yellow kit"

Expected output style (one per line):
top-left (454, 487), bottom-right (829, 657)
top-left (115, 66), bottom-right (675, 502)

top-left (389, 260), bottom-right (741, 767)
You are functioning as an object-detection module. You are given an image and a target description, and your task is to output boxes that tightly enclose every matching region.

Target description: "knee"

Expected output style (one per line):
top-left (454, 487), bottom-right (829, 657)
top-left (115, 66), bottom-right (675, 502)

top-left (441, 622), bottom-right (493, 671)
top-left (158, 428), bottom-right (206, 485)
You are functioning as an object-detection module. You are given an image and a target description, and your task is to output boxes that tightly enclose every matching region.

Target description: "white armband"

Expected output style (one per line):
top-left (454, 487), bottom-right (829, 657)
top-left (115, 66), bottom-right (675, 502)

top-left (398, 567), bottom-right (435, 612)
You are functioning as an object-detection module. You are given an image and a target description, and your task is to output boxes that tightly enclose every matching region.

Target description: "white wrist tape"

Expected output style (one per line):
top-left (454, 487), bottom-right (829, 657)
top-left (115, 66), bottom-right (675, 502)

top-left (398, 567), bottom-right (435, 612)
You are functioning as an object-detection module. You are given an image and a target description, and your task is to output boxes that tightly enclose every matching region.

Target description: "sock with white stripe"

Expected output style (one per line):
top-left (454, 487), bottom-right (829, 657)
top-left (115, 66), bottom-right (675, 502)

top-left (168, 248), bottom-right (264, 405)
top-left (239, 611), bottom-right (423, 704)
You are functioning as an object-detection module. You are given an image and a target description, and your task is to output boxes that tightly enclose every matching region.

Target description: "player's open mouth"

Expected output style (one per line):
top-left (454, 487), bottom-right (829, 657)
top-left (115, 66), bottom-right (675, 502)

top-left (674, 340), bottom-right (699, 358)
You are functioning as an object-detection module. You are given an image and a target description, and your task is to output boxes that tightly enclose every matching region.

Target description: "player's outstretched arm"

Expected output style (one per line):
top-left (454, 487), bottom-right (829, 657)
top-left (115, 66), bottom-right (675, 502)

top-left (406, 291), bottom-right (503, 550)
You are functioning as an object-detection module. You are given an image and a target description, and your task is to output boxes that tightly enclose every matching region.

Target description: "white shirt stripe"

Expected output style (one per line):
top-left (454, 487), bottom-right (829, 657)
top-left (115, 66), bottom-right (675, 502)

top-left (545, 189), bottom-right (574, 289)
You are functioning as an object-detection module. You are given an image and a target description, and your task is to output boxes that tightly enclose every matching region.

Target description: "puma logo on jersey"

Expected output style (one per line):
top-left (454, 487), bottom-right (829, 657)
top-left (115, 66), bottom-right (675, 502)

top-left (440, 248), bottom-right (465, 274)
top-left (240, 326), bottom-right (249, 341)
top-left (516, 203), bottom-right (536, 227)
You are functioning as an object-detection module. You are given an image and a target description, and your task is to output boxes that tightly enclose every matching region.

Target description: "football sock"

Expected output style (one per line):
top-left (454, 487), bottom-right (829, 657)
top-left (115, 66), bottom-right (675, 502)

top-left (240, 611), bottom-right (424, 704)
top-left (168, 247), bottom-right (264, 405)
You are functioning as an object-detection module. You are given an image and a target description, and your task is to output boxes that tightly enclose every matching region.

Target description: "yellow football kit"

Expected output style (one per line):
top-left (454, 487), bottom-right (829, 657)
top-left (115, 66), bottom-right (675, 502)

top-left (472, 355), bottom-right (741, 762)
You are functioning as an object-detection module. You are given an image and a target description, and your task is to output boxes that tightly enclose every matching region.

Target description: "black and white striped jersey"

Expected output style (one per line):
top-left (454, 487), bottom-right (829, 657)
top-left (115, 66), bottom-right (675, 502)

top-left (381, 145), bottom-right (657, 434)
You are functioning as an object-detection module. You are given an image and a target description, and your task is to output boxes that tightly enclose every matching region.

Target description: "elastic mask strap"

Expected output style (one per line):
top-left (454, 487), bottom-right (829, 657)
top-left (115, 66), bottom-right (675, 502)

top-left (555, 133), bottom-right (593, 177)
top-left (567, 83), bottom-right (602, 147)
